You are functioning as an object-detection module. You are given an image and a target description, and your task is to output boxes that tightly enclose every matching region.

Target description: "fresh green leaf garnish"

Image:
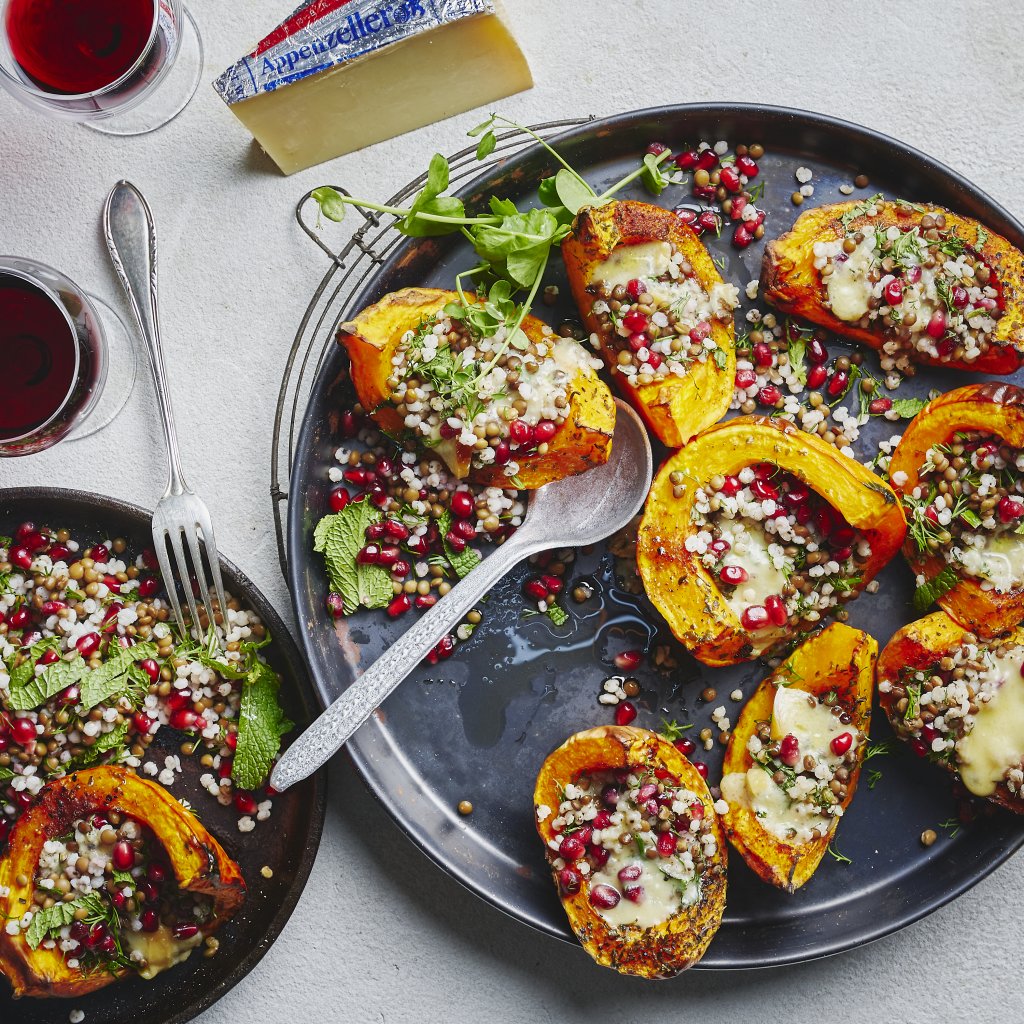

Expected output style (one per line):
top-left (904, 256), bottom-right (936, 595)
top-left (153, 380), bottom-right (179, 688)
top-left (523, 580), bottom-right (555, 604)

top-left (6, 653), bottom-right (87, 711)
top-left (660, 718), bottom-right (693, 741)
top-left (786, 330), bottom-right (807, 386)
top-left (313, 499), bottom-right (393, 614)
top-left (79, 642), bottom-right (159, 710)
top-left (26, 900), bottom-right (83, 949)
top-left (310, 186), bottom-right (348, 223)
top-left (886, 397), bottom-right (928, 420)
top-left (232, 656), bottom-right (294, 791)
top-left (826, 842), bottom-right (852, 865)
top-left (438, 510), bottom-right (481, 579)
top-left (546, 603), bottom-right (569, 627)
top-left (840, 193), bottom-right (885, 229)
top-left (976, 224), bottom-right (989, 248)
top-left (913, 564), bottom-right (960, 613)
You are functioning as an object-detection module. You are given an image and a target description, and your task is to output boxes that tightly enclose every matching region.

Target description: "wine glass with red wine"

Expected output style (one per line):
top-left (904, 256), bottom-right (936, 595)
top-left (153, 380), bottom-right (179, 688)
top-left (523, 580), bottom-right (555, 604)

top-left (0, 257), bottom-right (136, 457)
top-left (0, 0), bottom-right (203, 136)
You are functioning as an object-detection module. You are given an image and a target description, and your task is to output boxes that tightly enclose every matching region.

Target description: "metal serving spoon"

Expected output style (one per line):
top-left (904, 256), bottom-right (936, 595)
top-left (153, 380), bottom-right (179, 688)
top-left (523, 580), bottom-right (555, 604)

top-left (270, 399), bottom-right (653, 792)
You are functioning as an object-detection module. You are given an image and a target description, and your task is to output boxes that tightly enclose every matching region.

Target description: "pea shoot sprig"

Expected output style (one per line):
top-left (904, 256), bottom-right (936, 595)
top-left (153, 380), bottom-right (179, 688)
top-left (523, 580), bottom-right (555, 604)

top-left (310, 113), bottom-right (671, 366)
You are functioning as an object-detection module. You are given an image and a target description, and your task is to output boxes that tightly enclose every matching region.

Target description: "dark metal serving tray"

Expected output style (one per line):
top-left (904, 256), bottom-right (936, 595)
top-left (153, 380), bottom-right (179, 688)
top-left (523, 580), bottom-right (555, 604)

top-left (275, 104), bottom-right (1024, 968)
top-left (0, 488), bottom-right (326, 1023)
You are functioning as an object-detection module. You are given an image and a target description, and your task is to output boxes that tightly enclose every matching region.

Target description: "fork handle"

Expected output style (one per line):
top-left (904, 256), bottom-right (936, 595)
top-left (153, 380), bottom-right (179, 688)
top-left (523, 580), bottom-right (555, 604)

top-left (270, 528), bottom-right (546, 792)
top-left (103, 180), bottom-right (190, 497)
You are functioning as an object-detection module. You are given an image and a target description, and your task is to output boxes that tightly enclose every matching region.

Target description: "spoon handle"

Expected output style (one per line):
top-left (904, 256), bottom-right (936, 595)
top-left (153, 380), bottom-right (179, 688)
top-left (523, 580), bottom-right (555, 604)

top-left (270, 529), bottom-right (544, 791)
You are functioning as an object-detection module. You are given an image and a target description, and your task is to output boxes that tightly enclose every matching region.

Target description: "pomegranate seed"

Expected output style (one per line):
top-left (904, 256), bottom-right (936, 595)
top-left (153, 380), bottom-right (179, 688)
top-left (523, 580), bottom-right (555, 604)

top-left (646, 141), bottom-right (669, 156)
top-left (720, 475), bottom-right (741, 496)
top-left (235, 790), bottom-right (258, 815)
top-left (709, 538), bottom-right (731, 555)
top-left (534, 420), bottom-right (557, 443)
top-left (657, 832), bottom-right (677, 857)
top-left (507, 420), bottom-right (533, 447)
top-left (391, 559), bottom-right (412, 579)
top-left (20, 530), bottom-right (47, 552)
top-left (674, 737), bottom-right (696, 757)
top-left (614, 649), bottom-right (643, 671)
top-left (637, 782), bottom-right (658, 801)
top-left (733, 224), bottom-right (753, 248)
top-left (137, 576), bottom-right (159, 598)
top-left (139, 659), bottom-right (160, 682)
top-left (524, 578), bottom-right (549, 601)
top-left (218, 758), bottom-right (233, 779)
top-left (806, 364), bottom-right (826, 390)
top-left (450, 491), bottom-right (476, 519)
top-left (830, 732), bottom-right (854, 756)
top-left (884, 279), bottom-right (903, 306)
top-left (692, 761), bottom-right (709, 779)
top-left (623, 310), bottom-right (649, 333)
top-left (617, 863), bottom-right (642, 883)
top-left (170, 709), bottom-right (200, 731)
top-left (697, 210), bottom-right (720, 232)
top-left (167, 690), bottom-right (191, 711)
top-left (593, 811), bottom-right (613, 829)
top-left (830, 524), bottom-right (856, 546)
top-left (435, 635), bottom-right (456, 660)
top-left (9, 546), bottom-right (32, 570)
top-left (356, 544), bottom-right (380, 565)
top-left (719, 165), bottom-right (741, 192)
top-left (729, 195), bottom-right (748, 221)
top-left (414, 594), bottom-right (436, 610)
top-left (601, 785), bottom-right (619, 807)
top-left (689, 320), bottom-right (712, 342)
top-left (329, 488), bottom-right (350, 512)
top-left (911, 737), bottom-right (929, 758)
top-left (453, 519), bottom-right (476, 542)
top-left (736, 155), bottom-right (759, 177)
top-left (559, 866), bottom-right (582, 895)
top-left (387, 594), bottom-right (412, 617)
top-left (139, 909), bottom-right (160, 932)
top-left (761, 594), bottom-right (787, 626)
top-left (757, 384), bottom-right (782, 406)
top-left (906, 264), bottom-right (923, 284)
top-left (926, 309), bottom-right (948, 339)
top-left (559, 834), bottom-right (586, 861)
top-left (75, 633), bottom-right (101, 657)
top-left (14, 522), bottom-right (36, 542)
top-left (627, 332), bottom-right (649, 353)
top-left (133, 712), bottom-right (153, 735)
top-left (614, 701), bottom-right (638, 726)
top-left (626, 279), bottom-right (645, 301)
top-left (376, 545), bottom-right (401, 567)
top-left (375, 457), bottom-right (393, 477)
top-left (406, 535), bottom-right (428, 557)
top-left (779, 733), bottom-right (801, 766)
top-left (696, 150), bottom-right (718, 171)
top-left (174, 923), bottom-right (200, 940)
top-left (807, 336), bottom-right (829, 365)
top-left (623, 884), bottom-right (645, 903)
top-left (69, 920), bottom-right (89, 942)
top-left (343, 467), bottom-right (372, 487)
top-left (588, 883), bottom-right (621, 910)
top-left (675, 208), bottom-right (698, 225)
top-left (89, 544), bottom-right (109, 563)
top-left (719, 564), bottom-right (749, 586)
top-left (112, 840), bottom-right (135, 871)
top-left (832, 546), bottom-right (853, 561)
top-left (752, 342), bottom-right (773, 367)
top-left (646, 350), bottom-right (663, 370)
top-left (492, 440), bottom-right (512, 465)
top-left (147, 862), bottom-right (167, 884)
top-left (675, 150), bottom-right (700, 170)
top-left (37, 646), bottom-right (60, 664)
top-left (741, 605), bottom-right (771, 630)
top-left (869, 397), bottom-right (893, 414)
top-left (541, 574), bottom-right (563, 595)
top-left (47, 543), bottom-right (70, 562)
top-left (11, 717), bottom-right (36, 746)
top-left (751, 478), bottom-right (779, 501)
top-left (998, 496), bottom-right (1024, 522)
top-left (827, 370), bottom-right (849, 397)
top-left (326, 593), bottom-right (345, 618)
top-left (735, 368), bottom-right (757, 389)
top-left (951, 285), bottom-right (969, 308)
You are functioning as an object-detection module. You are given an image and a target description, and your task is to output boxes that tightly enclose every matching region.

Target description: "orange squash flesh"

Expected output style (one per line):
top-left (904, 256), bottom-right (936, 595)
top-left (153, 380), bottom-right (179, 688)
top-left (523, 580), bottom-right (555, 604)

top-left (888, 382), bottom-right (1024, 638)
top-left (637, 416), bottom-right (906, 666)
top-left (761, 200), bottom-right (1024, 375)
top-left (561, 199), bottom-right (736, 447)
top-left (533, 726), bottom-right (726, 978)
top-left (338, 287), bottom-right (615, 489)
top-left (0, 767), bottom-right (245, 998)
top-left (877, 611), bottom-right (1024, 815)
top-left (720, 624), bottom-right (877, 892)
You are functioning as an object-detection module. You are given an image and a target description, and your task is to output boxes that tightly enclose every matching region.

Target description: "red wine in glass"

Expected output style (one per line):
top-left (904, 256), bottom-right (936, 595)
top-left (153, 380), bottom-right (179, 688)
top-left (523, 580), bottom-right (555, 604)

top-left (4, 0), bottom-right (156, 95)
top-left (0, 265), bottom-right (103, 455)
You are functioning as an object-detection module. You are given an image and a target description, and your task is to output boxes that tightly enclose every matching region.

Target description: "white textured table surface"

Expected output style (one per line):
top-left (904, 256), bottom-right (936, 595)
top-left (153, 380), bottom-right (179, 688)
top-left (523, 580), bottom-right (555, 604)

top-left (2, 1), bottom-right (1023, 1021)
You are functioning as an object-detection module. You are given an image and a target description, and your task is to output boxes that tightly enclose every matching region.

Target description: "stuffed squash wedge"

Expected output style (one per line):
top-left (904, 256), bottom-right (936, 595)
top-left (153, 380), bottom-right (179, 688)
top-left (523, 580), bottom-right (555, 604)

top-left (562, 199), bottom-right (739, 447)
top-left (761, 198), bottom-right (1024, 375)
top-left (533, 726), bottom-right (727, 978)
top-left (719, 624), bottom-right (877, 891)
top-left (339, 287), bottom-right (615, 489)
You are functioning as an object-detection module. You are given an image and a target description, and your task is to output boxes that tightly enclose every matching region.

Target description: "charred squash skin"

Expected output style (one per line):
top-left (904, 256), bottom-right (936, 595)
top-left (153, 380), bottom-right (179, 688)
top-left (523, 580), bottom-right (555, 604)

top-left (637, 416), bottom-right (906, 666)
top-left (0, 767), bottom-right (245, 999)
top-left (561, 200), bottom-right (736, 447)
top-left (338, 287), bottom-right (615, 489)
top-left (889, 383), bottom-right (1024, 638)
top-left (761, 200), bottom-right (1024, 375)
top-left (877, 612), bottom-right (1024, 815)
top-left (720, 624), bottom-right (877, 892)
top-left (533, 727), bottom-right (726, 978)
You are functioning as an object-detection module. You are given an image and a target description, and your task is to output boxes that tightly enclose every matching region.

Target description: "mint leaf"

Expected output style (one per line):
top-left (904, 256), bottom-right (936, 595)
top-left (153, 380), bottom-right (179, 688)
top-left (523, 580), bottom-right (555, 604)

top-left (547, 603), bottom-right (569, 627)
top-left (888, 397), bottom-right (928, 420)
top-left (7, 654), bottom-right (87, 711)
top-left (26, 900), bottom-right (81, 949)
top-left (79, 642), bottom-right (158, 710)
top-left (960, 508), bottom-right (982, 528)
top-left (787, 332), bottom-right (807, 386)
top-left (67, 720), bottom-right (130, 771)
top-left (438, 511), bottom-right (481, 579)
top-left (0, 766), bottom-right (14, 782)
top-left (232, 658), bottom-right (293, 791)
top-left (314, 499), bottom-right (393, 614)
top-left (913, 565), bottom-right (960, 613)
top-left (976, 224), bottom-right (989, 248)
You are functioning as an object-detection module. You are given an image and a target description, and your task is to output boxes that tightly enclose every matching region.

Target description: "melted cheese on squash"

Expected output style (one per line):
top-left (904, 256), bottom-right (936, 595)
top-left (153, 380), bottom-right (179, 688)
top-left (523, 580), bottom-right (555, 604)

top-left (960, 531), bottom-right (1024, 594)
top-left (826, 236), bottom-right (876, 322)
top-left (123, 924), bottom-right (203, 980)
top-left (588, 844), bottom-right (696, 930)
top-left (593, 241), bottom-right (673, 287)
top-left (718, 523), bottom-right (789, 654)
top-left (959, 646), bottom-right (1024, 797)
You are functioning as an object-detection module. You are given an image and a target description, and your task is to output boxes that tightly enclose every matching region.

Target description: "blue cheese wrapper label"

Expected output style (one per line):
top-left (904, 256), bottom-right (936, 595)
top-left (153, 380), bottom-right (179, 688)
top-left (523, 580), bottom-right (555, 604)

top-left (214, 0), bottom-right (494, 105)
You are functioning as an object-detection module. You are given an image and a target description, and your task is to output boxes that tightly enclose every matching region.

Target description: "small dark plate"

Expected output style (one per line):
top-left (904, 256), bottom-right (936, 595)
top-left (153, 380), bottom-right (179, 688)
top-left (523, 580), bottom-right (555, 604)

top-left (0, 487), bottom-right (326, 1021)
top-left (286, 104), bottom-right (1024, 968)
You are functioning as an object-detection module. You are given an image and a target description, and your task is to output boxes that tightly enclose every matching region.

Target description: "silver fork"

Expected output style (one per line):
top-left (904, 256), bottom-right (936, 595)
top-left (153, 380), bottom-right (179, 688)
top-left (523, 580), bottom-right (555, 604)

top-left (102, 180), bottom-right (229, 646)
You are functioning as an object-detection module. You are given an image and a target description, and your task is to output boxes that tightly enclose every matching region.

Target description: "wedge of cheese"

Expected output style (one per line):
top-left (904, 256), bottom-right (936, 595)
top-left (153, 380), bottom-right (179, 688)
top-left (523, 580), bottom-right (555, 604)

top-left (213, 0), bottom-right (533, 175)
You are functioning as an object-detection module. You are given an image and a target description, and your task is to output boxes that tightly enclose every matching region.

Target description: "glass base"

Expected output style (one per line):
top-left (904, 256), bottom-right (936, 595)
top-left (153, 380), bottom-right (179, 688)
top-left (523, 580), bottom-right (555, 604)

top-left (87, 6), bottom-right (203, 137)
top-left (67, 295), bottom-right (138, 440)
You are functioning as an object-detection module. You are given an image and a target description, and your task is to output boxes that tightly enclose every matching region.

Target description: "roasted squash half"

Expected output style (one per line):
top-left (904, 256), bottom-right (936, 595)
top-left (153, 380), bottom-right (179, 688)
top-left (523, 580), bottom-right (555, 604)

top-left (719, 623), bottom-right (877, 891)
top-left (878, 612), bottom-right (1024, 814)
top-left (533, 726), bottom-right (726, 978)
top-left (888, 382), bottom-right (1024, 638)
top-left (0, 767), bottom-right (245, 998)
top-left (339, 287), bottom-right (615, 489)
top-left (562, 199), bottom-right (737, 447)
top-left (637, 416), bottom-right (906, 666)
top-left (761, 199), bottom-right (1024, 375)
